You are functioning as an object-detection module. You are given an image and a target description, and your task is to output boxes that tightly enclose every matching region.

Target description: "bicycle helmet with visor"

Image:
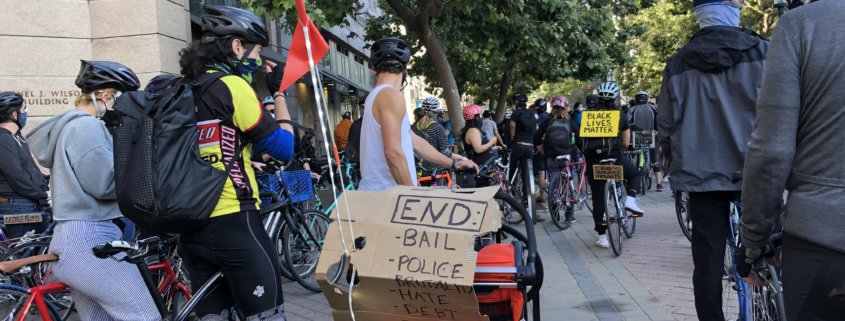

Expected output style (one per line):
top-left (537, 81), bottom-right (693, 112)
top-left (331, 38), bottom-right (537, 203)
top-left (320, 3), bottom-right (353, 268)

top-left (201, 5), bottom-right (269, 47)
top-left (75, 60), bottom-right (140, 93)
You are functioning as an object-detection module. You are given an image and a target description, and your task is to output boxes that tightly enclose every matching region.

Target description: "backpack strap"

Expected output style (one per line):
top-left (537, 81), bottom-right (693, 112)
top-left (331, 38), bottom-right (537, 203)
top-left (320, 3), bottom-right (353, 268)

top-left (191, 72), bottom-right (243, 175)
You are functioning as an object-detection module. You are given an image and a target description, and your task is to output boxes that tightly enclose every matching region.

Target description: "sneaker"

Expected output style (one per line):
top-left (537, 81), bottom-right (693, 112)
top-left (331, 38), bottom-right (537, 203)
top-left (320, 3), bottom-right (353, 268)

top-left (656, 184), bottom-right (664, 192)
top-left (596, 234), bottom-right (610, 248)
top-left (625, 196), bottom-right (645, 217)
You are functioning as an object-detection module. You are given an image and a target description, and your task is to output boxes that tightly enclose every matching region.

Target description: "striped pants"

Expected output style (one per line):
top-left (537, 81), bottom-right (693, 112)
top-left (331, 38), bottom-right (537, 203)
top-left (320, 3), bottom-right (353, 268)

top-left (49, 220), bottom-right (159, 321)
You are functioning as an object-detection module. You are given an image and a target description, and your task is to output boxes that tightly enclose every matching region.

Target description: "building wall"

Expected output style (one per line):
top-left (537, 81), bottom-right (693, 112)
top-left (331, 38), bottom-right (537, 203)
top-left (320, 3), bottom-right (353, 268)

top-left (1, 0), bottom-right (191, 130)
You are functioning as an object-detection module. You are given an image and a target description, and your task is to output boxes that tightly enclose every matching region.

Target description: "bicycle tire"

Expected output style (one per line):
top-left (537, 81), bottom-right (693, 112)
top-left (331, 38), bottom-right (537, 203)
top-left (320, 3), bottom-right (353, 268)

top-left (623, 213), bottom-right (637, 238)
top-left (551, 178), bottom-right (571, 230)
top-left (284, 210), bottom-right (331, 293)
top-left (675, 191), bottom-right (692, 242)
top-left (525, 162), bottom-right (536, 219)
top-left (502, 178), bottom-right (524, 225)
top-left (168, 288), bottom-right (189, 321)
top-left (0, 283), bottom-right (62, 321)
top-left (605, 181), bottom-right (623, 257)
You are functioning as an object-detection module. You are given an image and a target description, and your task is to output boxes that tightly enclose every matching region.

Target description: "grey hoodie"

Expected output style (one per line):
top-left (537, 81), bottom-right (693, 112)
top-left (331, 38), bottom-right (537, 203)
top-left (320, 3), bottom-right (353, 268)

top-left (27, 110), bottom-right (121, 221)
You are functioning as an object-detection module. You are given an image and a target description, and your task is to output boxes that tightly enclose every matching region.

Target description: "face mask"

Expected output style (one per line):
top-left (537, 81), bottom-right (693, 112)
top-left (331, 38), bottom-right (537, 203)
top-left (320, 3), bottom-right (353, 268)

top-left (101, 109), bottom-right (121, 129)
top-left (234, 56), bottom-right (263, 84)
top-left (16, 111), bottom-right (27, 129)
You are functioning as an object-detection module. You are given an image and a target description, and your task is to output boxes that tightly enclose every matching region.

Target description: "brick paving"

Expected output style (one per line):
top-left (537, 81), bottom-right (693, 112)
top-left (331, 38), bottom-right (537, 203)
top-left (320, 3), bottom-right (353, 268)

top-left (283, 183), bottom-right (700, 321)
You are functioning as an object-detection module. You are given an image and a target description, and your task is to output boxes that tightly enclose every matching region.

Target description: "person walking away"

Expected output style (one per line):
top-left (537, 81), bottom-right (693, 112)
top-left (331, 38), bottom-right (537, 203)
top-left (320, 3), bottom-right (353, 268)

top-left (482, 109), bottom-right (506, 150)
top-left (508, 93), bottom-right (540, 222)
top-left (656, 1), bottom-right (767, 319)
top-left (27, 60), bottom-right (160, 321)
top-left (173, 5), bottom-right (298, 320)
top-left (534, 96), bottom-right (576, 229)
top-left (738, 1), bottom-right (844, 320)
top-left (345, 97), bottom-right (366, 163)
top-left (334, 111), bottom-right (352, 150)
top-left (532, 98), bottom-right (550, 203)
top-left (629, 90), bottom-right (664, 191)
top-left (357, 37), bottom-right (476, 192)
top-left (582, 82), bottom-right (645, 248)
top-left (0, 92), bottom-right (50, 238)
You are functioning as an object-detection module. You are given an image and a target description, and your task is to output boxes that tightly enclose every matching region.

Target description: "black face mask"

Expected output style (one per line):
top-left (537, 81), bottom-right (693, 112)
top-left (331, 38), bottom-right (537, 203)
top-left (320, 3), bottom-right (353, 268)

top-left (101, 109), bottom-right (123, 130)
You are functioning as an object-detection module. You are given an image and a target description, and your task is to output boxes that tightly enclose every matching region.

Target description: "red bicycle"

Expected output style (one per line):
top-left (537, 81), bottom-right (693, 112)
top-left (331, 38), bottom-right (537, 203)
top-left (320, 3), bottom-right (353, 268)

top-left (549, 154), bottom-right (592, 230)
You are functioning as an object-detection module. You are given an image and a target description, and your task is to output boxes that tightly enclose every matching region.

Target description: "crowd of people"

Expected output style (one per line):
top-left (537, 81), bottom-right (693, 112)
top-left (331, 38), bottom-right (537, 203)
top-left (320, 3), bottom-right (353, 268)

top-left (0, 0), bottom-right (842, 320)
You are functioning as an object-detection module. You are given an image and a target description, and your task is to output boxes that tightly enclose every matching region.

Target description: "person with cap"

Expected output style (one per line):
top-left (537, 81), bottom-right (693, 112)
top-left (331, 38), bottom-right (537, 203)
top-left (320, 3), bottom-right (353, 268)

top-left (171, 5), bottom-right (296, 320)
top-left (739, 1), bottom-right (844, 320)
top-left (656, 1), bottom-right (767, 319)
top-left (0, 92), bottom-right (50, 238)
top-left (28, 60), bottom-right (160, 320)
top-left (334, 110), bottom-right (353, 150)
top-left (357, 36), bottom-right (477, 192)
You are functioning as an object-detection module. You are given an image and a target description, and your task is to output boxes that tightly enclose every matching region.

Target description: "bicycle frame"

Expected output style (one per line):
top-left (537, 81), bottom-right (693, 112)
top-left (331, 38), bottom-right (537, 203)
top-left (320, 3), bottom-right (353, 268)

top-left (727, 200), bottom-right (751, 320)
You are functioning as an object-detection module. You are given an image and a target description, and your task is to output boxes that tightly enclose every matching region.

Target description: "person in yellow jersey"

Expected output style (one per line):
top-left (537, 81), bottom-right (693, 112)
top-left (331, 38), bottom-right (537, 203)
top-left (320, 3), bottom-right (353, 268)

top-left (176, 5), bottom-right (295, 320)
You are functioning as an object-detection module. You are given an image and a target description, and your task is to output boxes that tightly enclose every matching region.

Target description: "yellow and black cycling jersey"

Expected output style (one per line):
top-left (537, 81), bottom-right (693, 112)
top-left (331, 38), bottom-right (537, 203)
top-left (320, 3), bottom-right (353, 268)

top-left (196, 71), bottom-right (278, 217)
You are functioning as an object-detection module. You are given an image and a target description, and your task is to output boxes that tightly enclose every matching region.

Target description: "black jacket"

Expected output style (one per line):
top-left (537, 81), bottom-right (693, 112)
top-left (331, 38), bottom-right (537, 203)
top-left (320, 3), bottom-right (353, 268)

top-left (0, 129), bottom-right (48, 201)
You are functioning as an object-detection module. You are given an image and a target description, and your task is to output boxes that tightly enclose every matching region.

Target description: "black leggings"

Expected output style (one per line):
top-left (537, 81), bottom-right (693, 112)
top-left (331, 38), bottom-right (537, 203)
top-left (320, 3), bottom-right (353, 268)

top-left (782, 233), bottom-right (845, 321)
top-left (509, 144), bottom-right (534, 203)
top-left (584, 151), bottom-right (641, 234)
top-left (180, 211), bottom-right (285, 319)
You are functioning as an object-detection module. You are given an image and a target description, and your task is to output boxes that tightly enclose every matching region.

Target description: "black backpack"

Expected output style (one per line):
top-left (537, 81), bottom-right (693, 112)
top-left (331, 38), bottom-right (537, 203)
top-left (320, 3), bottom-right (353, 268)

top-left (112, 72), bottom-right (239, 233)
top-left (543, 119), bottom-right (572, 157)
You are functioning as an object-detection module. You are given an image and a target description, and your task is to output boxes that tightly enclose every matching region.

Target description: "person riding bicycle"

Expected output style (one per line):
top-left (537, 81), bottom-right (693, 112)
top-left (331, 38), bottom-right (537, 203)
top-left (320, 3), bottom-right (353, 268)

top-left (357, 36), bottom-right (477, 192)
top-left (739, 1), bottom-right (844, 320)
top-left (175, 5), bottom-right (298, 320)
top-left (534, 95), bottom-right (577, 229)
top-left (582, 81), bottom-right (645, 249)
top-left (629, 90), bottom-right (664, 192)
top-left (656, 1), bottom-right (768, 319)
top-left (508, 93), bottom-right (541, 222)
top-left (0, 92), bottom-right (50, 238)
top-left (28, 60), bottom-right (160, 320)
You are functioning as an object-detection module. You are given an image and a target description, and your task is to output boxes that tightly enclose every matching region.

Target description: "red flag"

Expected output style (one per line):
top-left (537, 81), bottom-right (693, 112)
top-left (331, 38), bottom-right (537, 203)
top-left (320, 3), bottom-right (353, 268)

top-left (279, 0), bottom-right (329, 92)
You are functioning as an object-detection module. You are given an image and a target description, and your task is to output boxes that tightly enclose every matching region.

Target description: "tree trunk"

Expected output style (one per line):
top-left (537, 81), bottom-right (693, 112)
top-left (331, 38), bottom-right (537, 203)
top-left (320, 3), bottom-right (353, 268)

top-left (494, 52), bottom-right (518, 123)
top-left (417, 22), bottom-right (465, 134)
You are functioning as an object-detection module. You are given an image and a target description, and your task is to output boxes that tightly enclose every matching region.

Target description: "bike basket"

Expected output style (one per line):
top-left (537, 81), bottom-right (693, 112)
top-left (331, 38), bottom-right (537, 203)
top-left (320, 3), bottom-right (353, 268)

top-left (256, 171), bottom-right (282, 207)
top-left (280, 170), bottom-right (314, 203)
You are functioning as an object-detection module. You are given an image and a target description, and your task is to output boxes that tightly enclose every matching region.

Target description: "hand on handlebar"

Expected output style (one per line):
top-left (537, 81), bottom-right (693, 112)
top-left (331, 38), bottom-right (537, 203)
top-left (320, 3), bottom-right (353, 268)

top-left (455, 159), bottom-right (479, 174)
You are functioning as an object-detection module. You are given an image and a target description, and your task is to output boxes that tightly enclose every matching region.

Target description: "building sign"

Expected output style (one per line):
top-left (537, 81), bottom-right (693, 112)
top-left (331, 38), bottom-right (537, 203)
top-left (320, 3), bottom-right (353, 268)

top-left (16, 89), bottom-right (82, 109)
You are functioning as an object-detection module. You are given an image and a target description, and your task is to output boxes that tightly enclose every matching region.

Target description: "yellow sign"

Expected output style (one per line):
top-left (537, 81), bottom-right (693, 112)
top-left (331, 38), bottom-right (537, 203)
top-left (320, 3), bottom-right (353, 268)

top-left (580, 110), bottom-right (620, 138)
top-left (592, 165), bottom-right (624, 181)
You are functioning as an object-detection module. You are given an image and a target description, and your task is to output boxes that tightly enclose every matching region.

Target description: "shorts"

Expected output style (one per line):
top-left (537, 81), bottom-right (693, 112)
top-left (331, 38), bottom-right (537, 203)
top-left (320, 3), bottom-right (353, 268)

top-left (532, 153), bottom-right (546, 172)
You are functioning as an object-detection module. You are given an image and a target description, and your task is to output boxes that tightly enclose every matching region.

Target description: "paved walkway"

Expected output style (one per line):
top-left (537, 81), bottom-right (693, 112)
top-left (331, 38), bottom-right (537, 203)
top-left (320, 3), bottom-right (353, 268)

top-left (285, 187), bottom-right (699, 321)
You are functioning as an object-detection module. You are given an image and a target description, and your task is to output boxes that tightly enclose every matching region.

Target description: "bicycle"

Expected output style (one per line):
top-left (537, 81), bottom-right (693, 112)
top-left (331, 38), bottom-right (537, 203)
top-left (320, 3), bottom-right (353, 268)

top-left (547, 154), bottom-right (592, 230)
top-left (507, 148), bottom-right (536, 223)
top-left (594, 155), bottom-right (637, 257)
top-left (632, 131), bottom-right (655, 193)
top-left (472, 157), bottom-right (523, 225)
top-left (722, 173), bottom-right (786, 321)
top-left (675, 191), bottom-right (692, 242)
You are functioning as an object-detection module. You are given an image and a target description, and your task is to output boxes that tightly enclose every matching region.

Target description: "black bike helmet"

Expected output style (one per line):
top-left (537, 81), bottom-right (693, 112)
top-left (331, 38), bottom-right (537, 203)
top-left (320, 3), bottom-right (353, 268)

top-left (370, 37), bottom-right (411, 70)
top-left (75, 60), bottom-right (140, 93)
top-left (534, 98), bottom-right (549, 108)
top-left (202, 5), bottom-right (269, 47)
top-left (0, 92), bottom-right (23, 121)
top-left (512, 93), bottom-right (528, 104)
top-left (634, 91), bottom-right (649, 105)
top-left (482, 110), bottom-right (494, 118)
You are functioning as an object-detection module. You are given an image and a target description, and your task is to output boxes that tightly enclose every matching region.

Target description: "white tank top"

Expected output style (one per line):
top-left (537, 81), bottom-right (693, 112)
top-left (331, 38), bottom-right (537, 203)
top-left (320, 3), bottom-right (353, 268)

top-left (358, 84), bottom-right (417, 191)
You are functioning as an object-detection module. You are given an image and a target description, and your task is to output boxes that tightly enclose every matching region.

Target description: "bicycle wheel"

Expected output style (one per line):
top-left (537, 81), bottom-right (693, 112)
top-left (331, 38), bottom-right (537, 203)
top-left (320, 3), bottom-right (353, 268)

top-left (0, 283), bottom-right (62, 321)
top-left (502, 178), bottom-right (525, 225)
top-left (623, 211), bottom-right (637, 238)
top-left (551, 178), bottom-right (572, 230)
top-left (605, 181), bottom-right (623, 257)
top-left (744, 263), bottom-right (785, 321)
top-left (283, 210), bottom-right (331, 293)
top-left (722, 242), bottom-right (745, 321)
top-left (675, 191), bottom-right (692, 242)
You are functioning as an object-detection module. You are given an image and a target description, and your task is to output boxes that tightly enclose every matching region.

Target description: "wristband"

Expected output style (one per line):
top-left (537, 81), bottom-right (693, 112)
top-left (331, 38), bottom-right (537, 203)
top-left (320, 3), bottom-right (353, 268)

top-left (274, 91), bottom-right (286, 98)
top-left (451, 159), bottom-right (459, 170)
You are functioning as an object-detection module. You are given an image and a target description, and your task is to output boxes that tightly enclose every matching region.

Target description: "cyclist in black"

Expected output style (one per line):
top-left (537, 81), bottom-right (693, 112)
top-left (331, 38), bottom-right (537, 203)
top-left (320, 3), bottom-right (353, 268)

top-left (508, 93), bottom-right (541, 222)
top-left (582, 82), bottom-right (645, 248)
top-left (629, 90), bottom-right (664, 191)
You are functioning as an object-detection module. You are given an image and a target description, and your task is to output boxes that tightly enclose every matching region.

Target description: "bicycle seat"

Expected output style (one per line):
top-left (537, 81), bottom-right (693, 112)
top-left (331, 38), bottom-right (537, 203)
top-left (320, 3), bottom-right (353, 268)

top-left (599, 158), bottom-right (616, 164)
top-left (0, 254), bottom-right (58, 274)
top-left (555, 155), bottom-right (571, 162)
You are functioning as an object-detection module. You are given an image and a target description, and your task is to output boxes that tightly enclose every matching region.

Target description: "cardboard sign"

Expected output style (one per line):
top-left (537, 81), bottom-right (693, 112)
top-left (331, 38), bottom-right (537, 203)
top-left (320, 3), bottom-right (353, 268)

top-left (317, 186), bottom-right (502, 321)
top-left (580, 110), bottom-right (620, 137)
top-left (3, 213), bottom-right (43, 225)
top-left (592, 165), bottom-right (624, 181)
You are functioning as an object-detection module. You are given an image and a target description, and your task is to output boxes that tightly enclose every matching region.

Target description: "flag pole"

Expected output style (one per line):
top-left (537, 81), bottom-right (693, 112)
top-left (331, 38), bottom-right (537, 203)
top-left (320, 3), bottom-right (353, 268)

top-left (302, 20), bottom-right (358, 321)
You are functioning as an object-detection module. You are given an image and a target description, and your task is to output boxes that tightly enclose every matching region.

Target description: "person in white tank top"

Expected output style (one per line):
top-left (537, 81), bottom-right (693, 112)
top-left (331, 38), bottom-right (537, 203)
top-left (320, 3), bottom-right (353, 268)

top-left (358, 37), bottom-right (478, 192)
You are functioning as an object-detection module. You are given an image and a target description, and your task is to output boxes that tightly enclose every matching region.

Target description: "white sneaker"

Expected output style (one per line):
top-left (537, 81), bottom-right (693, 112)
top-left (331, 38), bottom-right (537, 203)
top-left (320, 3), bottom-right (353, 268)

top-left (596, 234), bottom-right (610, 248)
top-left (625, 196), bottom-right (645, 216)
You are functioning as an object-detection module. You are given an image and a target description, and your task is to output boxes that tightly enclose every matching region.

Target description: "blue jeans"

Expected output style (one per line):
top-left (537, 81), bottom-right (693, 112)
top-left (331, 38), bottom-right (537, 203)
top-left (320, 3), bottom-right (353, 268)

top-left (0, 197), bottom-right (48, 239)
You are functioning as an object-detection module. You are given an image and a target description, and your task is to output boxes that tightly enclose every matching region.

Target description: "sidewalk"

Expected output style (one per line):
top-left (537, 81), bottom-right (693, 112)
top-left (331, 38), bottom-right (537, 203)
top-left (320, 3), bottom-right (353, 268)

top-left (284, 188), bottom-right (697, 321)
